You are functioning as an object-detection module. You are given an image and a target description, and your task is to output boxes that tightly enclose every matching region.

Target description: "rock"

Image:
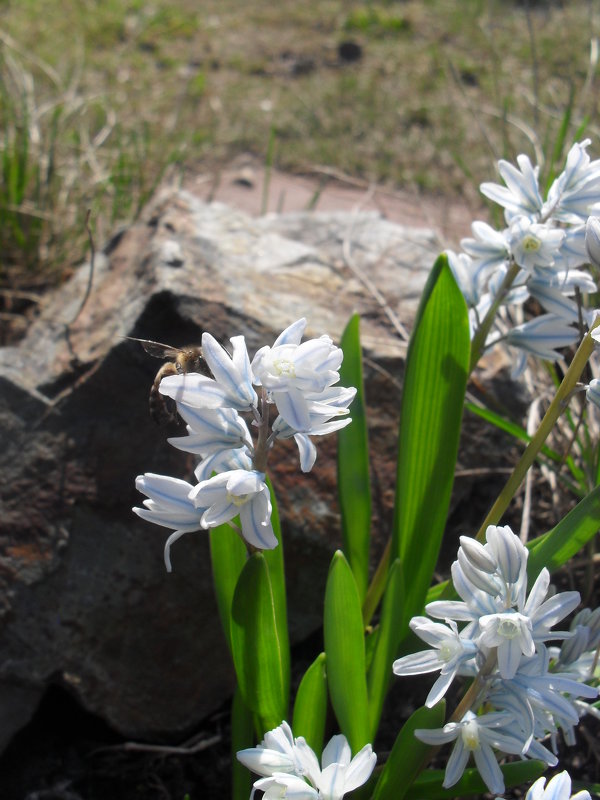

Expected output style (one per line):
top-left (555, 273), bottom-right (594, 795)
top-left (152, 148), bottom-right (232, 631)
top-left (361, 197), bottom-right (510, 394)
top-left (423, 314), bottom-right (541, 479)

top-left (0, 188), bottom-right (440, 750)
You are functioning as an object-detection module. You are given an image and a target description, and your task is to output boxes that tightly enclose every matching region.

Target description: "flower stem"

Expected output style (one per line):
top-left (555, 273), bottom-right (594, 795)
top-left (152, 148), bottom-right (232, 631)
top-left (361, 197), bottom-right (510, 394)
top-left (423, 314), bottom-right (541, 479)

top-left (252, 387), bottom-right (270, 473)
top-left (475, 324), bottom-right (599, 541)
top-left (469, 261), bottom-right (521, 373)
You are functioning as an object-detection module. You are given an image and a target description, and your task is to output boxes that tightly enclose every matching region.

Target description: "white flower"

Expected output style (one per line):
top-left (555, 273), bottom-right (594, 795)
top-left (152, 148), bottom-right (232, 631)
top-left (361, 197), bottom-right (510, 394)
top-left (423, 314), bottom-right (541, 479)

top-left (237, 723), bottom-right (376, 800)
top-left (167, 405), bottom-right (253, 457)
top-left (392, 617), bottom-right (478, 706)
top-left (160, 332), bottom-right (257, 412)
top-left (524, 771), bottom-right (591, 800)
top-left (480, 153), bottom-right (544, 222)
top-left (236, 720), bottom-right (300, 777)
top-left (478, 610), bottom-right (535, 679)
top-left (552, 224), bottom-right (589, 270)
top-left (504, 314), bottom-right (579, 361)
top-left (526, 279), bottom-right (583, 325)
top-left (460, 221), bottom-right (511, 278)
top-left (507, 216), bottom-right (565, 272)
top-left (252, 318), bottom-right (344, 431)
top-left (189, 468), bottom-right (277, 550)
top-left (272, 386), bottom-right (356, 472)
top-left (295, 735), bottom-right (376, 800)
top-left (544, 139), bottom-right (600, 223)
top-left (132, 473), bottom-right (205, 572)
top-left (585, 215), bottom-right (600, 268)
top-left (415, 710), bottom-right (524, 795)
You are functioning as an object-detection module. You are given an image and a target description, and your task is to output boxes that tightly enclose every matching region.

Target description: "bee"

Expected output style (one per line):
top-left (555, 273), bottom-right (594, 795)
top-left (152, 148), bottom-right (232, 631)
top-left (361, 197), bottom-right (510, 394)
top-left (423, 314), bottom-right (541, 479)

top-left (128, 337), bottom-right (204, 424)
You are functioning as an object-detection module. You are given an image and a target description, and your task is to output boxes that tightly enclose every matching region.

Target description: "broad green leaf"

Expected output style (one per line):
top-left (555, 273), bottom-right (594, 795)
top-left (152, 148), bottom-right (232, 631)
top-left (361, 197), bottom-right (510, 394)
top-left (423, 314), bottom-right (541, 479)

top-left (262, 479), bottom-right (290, 704)
top-left (392, 255), bottom-right (470, 631)
top-left (372, 702), bottom-right (446, 800)
top-left (527, 483), bottom-right (600, 578)
top-left (338, 314), bottom-right (371, 602)
top-left (209, 522), bottom-right (247, 652)
top-left (292, 652), bottom-right (327, 754)
top-left (231, 553), bottom-right (288, 733)
top-left (404, 760), bottom-right (546, 799)
top-left (231, 686), bottom-right (254, 800)
top-left (367, 558), bottom-right (404, 738)
top-left (324, 550), bottom-right (369, 752)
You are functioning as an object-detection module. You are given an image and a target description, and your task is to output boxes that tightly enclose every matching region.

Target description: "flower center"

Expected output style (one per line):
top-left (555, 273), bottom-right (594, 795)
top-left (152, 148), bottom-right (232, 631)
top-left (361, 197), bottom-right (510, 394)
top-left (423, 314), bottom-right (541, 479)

top-left (461, 720), bottom-right (481, 751)
top-left (228, 491), bottom-right (251, 507)
top-left (522, 234), bottom-right (541, 252)
top-left (438, 638), bottom-right (460, 663)
top-left (273, 357), bottom-right (296, 377)
top-left (497, 617), bottom-right (520, 639)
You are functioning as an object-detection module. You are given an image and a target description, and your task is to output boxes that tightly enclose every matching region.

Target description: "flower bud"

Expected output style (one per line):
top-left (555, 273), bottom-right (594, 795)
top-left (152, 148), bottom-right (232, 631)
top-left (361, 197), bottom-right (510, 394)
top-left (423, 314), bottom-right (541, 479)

top-left (585, 215), bottom-right (600, 268)
top-left (585, 379), bottom-right (600, 410)
top-left (559, 624), bottom-right (590, 665)
top-left (459, 535), bottom-right (497, 574)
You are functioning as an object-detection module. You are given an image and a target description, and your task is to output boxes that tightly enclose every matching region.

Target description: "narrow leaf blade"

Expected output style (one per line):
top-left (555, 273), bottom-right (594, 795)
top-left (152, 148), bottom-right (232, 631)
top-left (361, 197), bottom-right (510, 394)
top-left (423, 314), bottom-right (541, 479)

top-left (231, 553), bottom-right (287, 732)
top-left (372, 702), bottom-right (446, 800)
top-left (367, 558), bottom-right (404, 738)
top-left (324, 550), bottom-right (369, 752)
top-left (210, 522), bottom-right (247, 652)
top-left (527, 483), bottom-right (600, 578)
top-left (292, 652), bottom-right (327, 755)
top-left (231, 686), bottom-right (254, 800)
top-left (262, 479), bottom-right (290, 707)
top-left (338, 313), bottom-right (371, 601)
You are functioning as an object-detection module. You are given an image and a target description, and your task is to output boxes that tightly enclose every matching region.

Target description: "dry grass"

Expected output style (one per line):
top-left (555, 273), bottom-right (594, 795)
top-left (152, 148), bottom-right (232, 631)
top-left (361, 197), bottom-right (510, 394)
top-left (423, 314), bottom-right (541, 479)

top-left (0, 0), bottom-right (598, 290)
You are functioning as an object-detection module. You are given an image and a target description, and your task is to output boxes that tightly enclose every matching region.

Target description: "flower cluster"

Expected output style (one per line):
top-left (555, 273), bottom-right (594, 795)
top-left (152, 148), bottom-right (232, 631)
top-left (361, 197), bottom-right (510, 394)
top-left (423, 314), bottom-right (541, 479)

top-left (133, 319), bottom-right (355, 570)
top-left (393, 525), bottom-right (599, 795)
top-left (236, 721), bottom-right (376, 799)
top-left (448, 140), bottom-right (600, 376)
top-left (522, 770), bottom-right (591, 800)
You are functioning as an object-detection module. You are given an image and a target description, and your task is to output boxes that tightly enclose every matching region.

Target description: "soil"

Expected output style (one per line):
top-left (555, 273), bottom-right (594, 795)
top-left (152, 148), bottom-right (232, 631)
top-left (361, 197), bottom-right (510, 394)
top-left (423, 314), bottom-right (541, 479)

top-left (184, 154), bottom-right (477, 249)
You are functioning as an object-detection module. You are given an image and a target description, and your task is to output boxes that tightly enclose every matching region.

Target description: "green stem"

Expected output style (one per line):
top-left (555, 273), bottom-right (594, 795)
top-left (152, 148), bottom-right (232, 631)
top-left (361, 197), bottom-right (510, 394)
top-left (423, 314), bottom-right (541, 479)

top-left (475, 325), bottom-right (598, 541)
top-left (469, 261), bottom-right (521, 373)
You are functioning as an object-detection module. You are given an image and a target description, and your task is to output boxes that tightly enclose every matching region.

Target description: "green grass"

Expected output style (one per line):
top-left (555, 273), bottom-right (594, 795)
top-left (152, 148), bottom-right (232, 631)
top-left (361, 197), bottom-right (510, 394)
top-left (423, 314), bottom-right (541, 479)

top-left (0, 0), bottom-right (598, 284)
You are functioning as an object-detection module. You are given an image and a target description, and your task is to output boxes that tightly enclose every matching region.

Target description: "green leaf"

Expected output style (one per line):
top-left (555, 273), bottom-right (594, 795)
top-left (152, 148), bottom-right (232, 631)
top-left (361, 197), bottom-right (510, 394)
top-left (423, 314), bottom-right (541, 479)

top-left (372, 702), bottom-right (445, 800)
top-left (392, 254), bottom-right (470, 630)
top-left (404, 760), bottom-right (546, 799)
top-left (231, 686), bottom-right (254, 800)
top-left (231, 553), bottom-right (288, 733)
top-left (367, 558), bottom-right (404, 738)
top-left (209, 522), bottom-right (248, 652)
top-left (338, 314), bottom-right (371, 602)
top-left (292, 652), bottom-right (327, 754)
top-left (324, 550), bottom-right (369, 752)
top-left (262, 479), bottom-right (290, 704)
top-left (527, 483), bottom-right (600, 578)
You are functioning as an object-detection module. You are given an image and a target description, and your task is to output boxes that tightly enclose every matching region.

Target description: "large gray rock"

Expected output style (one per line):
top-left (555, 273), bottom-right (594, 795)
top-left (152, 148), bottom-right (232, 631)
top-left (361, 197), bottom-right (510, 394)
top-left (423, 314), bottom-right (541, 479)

top-left (0, 189), bottom-right (440, 750)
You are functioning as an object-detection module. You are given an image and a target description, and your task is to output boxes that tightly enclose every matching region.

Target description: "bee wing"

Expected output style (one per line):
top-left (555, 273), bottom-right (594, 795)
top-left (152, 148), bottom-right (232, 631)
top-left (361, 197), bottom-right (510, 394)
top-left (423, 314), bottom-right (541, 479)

top-left (127, 337), bottom-right (180, 359)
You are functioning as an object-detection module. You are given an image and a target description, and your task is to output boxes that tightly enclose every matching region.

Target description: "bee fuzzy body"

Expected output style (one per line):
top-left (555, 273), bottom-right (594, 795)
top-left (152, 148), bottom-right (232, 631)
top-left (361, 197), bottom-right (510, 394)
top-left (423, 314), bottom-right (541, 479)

top-left (128, 337), bottom-right (203, 425)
